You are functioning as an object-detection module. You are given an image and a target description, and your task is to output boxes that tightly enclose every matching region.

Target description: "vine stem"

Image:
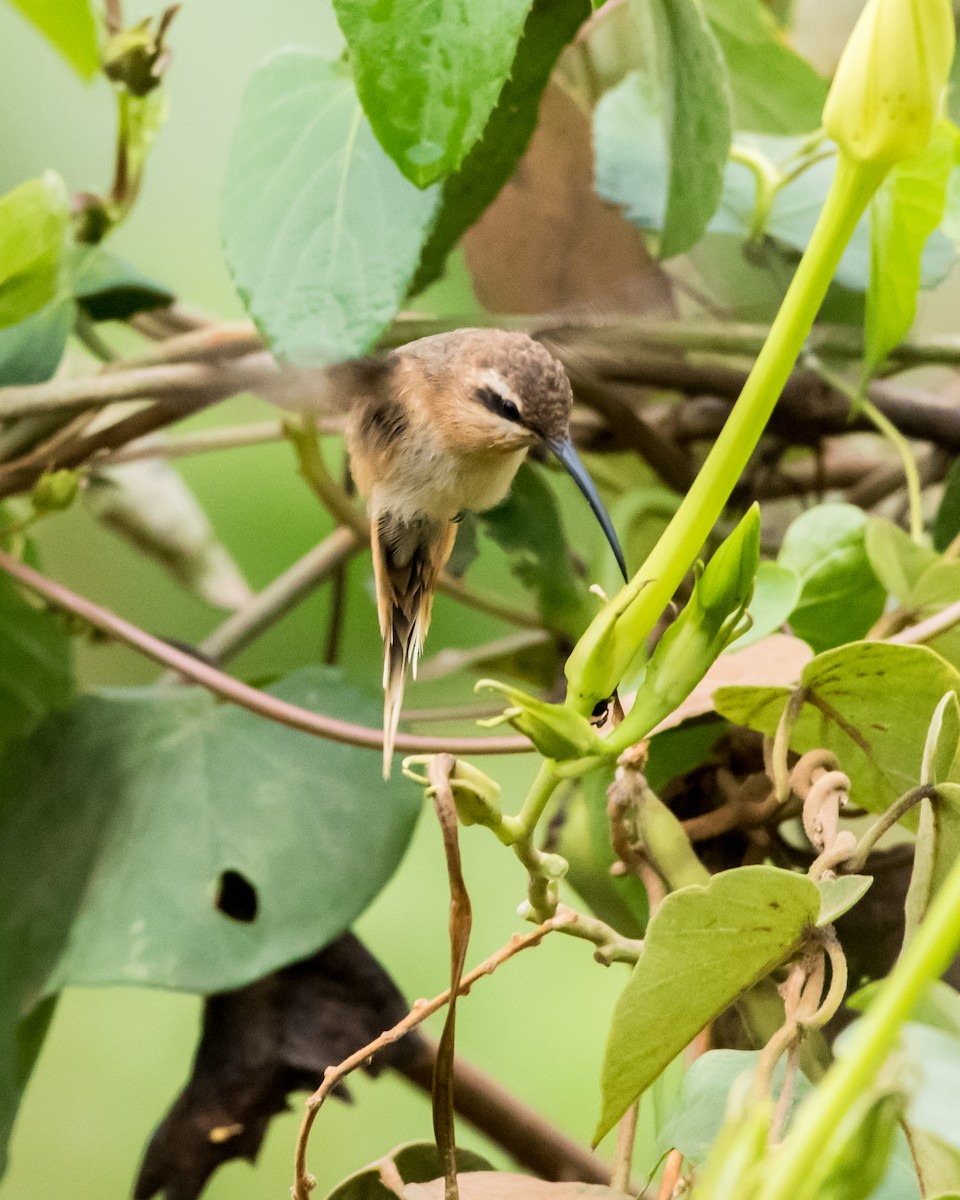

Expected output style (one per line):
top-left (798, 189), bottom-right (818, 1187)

top-left (565, 154), bottom-right (886, 712)
top-left (756, 847), bottom-right (960, 1199)
top-left (292, 919), bottom-right (563, 1200)
top-left (0, 548), bottom-right (530, 757)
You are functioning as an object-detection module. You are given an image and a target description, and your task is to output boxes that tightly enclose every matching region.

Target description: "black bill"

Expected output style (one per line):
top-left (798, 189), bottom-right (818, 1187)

top-left (548, 438), bottom-right (628, 583)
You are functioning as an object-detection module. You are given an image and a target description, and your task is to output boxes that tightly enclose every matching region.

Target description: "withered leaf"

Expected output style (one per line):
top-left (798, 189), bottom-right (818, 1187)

top-left (134, 933), bottom-right (422, 1200)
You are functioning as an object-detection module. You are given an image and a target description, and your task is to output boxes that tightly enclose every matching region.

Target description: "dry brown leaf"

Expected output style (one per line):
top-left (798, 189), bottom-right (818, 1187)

top-left (406, 1174), bottom-right (630, 1200)
top-left (628, 634), bottom-right (814, 738)
top-left (463, 84), bottom-right (672, 315)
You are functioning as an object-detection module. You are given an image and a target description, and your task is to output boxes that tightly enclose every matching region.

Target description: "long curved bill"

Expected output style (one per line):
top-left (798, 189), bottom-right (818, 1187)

top-left (547, 438), bottom-right (628, 582)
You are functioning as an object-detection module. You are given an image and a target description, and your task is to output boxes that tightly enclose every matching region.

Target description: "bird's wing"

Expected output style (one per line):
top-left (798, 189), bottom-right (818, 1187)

top-left (372, 511), bottom-right (457, 778)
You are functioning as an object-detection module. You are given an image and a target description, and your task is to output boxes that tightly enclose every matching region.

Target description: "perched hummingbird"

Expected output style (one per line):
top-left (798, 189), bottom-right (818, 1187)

top-left (344, 329), bottom-right (627, 776)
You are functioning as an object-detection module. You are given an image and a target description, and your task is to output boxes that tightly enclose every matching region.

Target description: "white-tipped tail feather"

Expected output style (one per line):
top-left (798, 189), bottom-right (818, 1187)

top-left (372, 512), bottom-right (456, 778)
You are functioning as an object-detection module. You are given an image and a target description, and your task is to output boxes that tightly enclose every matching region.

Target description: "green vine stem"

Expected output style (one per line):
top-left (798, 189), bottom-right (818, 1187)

top-left (756, 846), bottom-right (960, 1199)
top-left (565, 153), bottom-right (887, 716)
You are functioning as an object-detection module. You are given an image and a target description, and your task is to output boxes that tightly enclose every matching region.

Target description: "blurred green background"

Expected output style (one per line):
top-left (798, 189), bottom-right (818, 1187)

top-left (0, 2), bottom-right (629, 1197)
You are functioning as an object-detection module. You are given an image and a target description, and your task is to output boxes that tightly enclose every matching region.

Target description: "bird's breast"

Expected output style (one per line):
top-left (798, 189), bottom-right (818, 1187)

top-left (356, 422), bottom-right (527, 525)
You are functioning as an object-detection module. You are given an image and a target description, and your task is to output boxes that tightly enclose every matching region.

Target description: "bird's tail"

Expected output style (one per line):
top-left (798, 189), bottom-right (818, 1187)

top-left (372, 513), bottom-right (457, 778)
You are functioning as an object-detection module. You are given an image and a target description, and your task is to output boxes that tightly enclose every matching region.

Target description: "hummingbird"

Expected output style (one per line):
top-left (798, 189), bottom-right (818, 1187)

top-left (343, 328), bottom-right (628, 777)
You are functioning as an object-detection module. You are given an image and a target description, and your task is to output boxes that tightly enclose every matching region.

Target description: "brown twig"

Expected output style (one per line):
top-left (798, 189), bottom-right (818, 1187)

top-left (0, 549), bottom-right (531, 757)
top-left (291, 919), bottom-right (564, 1200)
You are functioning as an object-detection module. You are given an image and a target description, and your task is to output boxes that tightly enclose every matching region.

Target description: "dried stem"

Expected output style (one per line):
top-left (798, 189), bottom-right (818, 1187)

top-left (292, 919), bottom-right (565, 1200)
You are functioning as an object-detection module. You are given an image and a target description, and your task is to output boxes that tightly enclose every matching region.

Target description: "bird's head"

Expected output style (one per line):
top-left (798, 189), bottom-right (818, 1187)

top-left (401, 328), bottom-right (628, 581)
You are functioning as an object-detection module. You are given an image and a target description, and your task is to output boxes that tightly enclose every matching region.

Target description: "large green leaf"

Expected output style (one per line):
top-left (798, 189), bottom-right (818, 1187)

top-left (714, 642), bottom-right (960, 813)
top-left (865, 123), bottom-right (957, 374)
top-left (221, 51), bottom-right (440, 365)
top-left (0, 573), bottom-right (73, 753)
top-left (5, 0), bottom-right (99, 78)
top-left (596, 0), bottom-right (732, 258)
top-left (865, 517), bottom-right (938, 604)
top-left (777, 503), bottom-right (885, 652)
top-left (411, 0), bottom-right (589, 292)
top-left (1, 667), bottom-right (420, 998)
top-left (0, 173), bottom-right (70, 330)
top-left (0, 668), bottom-right (420, 1170)
top-left (332, 0), bottom-right (532, 188)
top-left (480, 463), bottom-right (591, 636)
top-left (702, 0), bottom-right (827, 134)
top-left (595, 866), bottom-right (819, 1142)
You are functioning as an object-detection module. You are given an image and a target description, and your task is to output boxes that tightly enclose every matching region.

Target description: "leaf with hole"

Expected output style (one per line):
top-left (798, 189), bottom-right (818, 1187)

top-left (221, 52), bottom-right (440, 365)
top-left (595, 865), bottom-right (819, 1143)
top-left (714, 641), bottom-right (960, 813)
top-left (0, 667), bottom-right (420, 1168)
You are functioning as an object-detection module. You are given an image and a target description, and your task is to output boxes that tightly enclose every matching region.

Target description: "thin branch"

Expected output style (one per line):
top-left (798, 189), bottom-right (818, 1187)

top-left (292, 919), bottom-right (564, 1200)
top-left (890, 597), bottom-right (960, 646)
top-left (100, 421), bottom-right (293, 465)
top-left (195, 527), bottom-right (361, 665)
top-left (0, 549), bottom-right (531, 757)
top-left (111, 321), bottom-right (262, 369)
top-left (398, 1036), bottom-right (611, 1185)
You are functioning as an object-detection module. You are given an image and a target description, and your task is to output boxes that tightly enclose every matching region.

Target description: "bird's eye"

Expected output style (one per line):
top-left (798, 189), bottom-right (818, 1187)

top-left (475, 385), bottom-right (522, 424)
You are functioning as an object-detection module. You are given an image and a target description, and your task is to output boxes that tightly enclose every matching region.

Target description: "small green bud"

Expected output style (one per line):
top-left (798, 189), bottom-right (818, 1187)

top-left (103, 6), bottom-right (179, 97)
top-left (823, 0), bottom-right (955, 170)
top-left (475, 680), bottom-right (607, 761)
top-left (31, 470), bottom-right (80, 514)
top-left (605, 506), bottom-right (760, 753)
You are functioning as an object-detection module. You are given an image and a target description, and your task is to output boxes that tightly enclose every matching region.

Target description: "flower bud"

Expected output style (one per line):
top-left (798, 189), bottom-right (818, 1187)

top-left (476, 679), bottom-right (607, 761)
top-left (823, 0), bottom-right (955, 169)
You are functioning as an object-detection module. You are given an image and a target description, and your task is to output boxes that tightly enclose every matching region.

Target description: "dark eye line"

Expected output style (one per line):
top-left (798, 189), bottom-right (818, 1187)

top-left (474, 385), bottom-right (522, 424)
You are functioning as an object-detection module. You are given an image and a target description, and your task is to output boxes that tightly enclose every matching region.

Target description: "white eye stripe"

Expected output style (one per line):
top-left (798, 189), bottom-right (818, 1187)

top-left (476, 368), bottom-right (523, 413)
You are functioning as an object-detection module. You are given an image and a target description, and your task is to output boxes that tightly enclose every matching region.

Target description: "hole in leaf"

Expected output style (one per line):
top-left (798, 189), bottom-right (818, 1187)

top-left (215, 869), bottom-right (258, 923)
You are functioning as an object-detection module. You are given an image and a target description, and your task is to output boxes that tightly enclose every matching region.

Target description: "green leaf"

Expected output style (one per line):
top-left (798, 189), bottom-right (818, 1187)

top-left (597, 0), bottom-right (733, 260)
top-left (710, 136), bottom-right (956, 293)
top-left (778, 503), bottom-right (885, 652)
top-left (0, 572), bottom-right (73, 753)
top-left (894, 1025), bottom-right (960, 1155)
top-left (71, 247), bottom-right (175, 321)
top-left (221, 51), bottom-right (440, 366)
top-left (934, 459), bottom-right (960, 553)
top-left (332, 0), bottom-right (533, 188)
top-left (5, 0), bottom-right (99, 78)
top-left (480, 463), bottom-right (591, 635)
top-left (0, 298), bottom-right (74, 387)
top-left (595, 865), bottom-right (819, 1142)
top-left (657, 1049), bottom-right (812, 1163)
top-left (701, 0), bottom-right (827, 134)
top-left (816, 875), bottom-right (872, 925)
top-left (714, 642), bottom-right (960, 814)
top-left (325, 1142), bottom-right (492, 1200)
top-left (411, 0), bottom-right (589, 292)
top-left (865, 123), bottom-right (957, 374)
top-left (0, 667), bottom-right (420, 1000)
top-left (732, 560), bottom-right (800, 650)
top-left (921, 692), bottom-right (960, 786)
top-left (0, 173), bottom-right (70, 329)
top-left (865, 517), bottom-right (938, 603)
top-left (903, 560), bottom-right (960, 672)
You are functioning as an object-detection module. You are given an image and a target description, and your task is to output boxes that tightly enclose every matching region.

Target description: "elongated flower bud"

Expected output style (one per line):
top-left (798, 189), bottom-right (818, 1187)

top-left (823, 0), bottom-right (955, 169)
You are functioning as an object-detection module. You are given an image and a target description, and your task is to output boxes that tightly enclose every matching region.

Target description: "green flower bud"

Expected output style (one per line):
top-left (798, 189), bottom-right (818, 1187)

top-left (823, 0), bottom-right (955, 170)
top-left (31, 469), bottom-right (80, 514)
top-left (605, 506), bottom-right (760, 754)
top-left (475, 680), bottom-right (607, 761)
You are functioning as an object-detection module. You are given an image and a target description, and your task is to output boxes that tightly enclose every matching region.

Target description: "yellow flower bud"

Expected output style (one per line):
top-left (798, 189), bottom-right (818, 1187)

top-left (823, 0), bottom-right (955, 169)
